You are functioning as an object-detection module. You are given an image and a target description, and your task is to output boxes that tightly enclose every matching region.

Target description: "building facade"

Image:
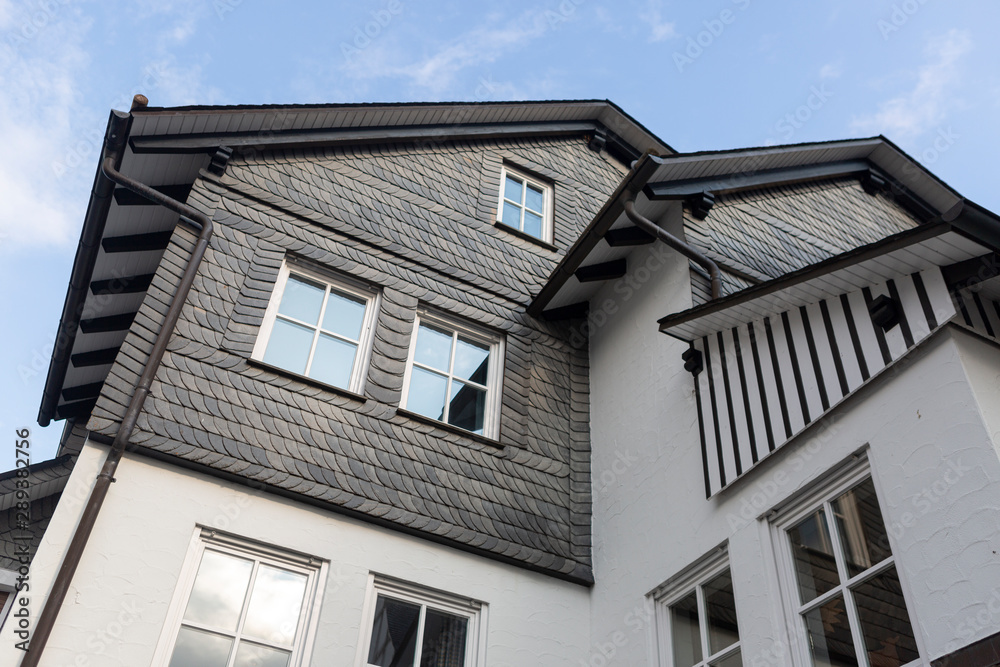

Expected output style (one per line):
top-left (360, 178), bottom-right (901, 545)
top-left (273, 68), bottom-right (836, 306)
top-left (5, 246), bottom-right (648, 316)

top-left (2, 100), bottom-right (999, 666)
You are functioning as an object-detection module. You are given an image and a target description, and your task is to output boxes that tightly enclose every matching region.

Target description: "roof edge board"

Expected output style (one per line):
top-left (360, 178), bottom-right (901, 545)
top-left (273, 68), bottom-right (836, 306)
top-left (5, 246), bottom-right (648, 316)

top-left (657, 221), bottom-right (955, 333)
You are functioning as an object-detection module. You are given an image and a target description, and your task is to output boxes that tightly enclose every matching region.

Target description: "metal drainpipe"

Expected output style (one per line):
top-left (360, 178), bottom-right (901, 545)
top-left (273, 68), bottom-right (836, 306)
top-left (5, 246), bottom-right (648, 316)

top-left (623, 198), bottom-right (722, 299)
top-left (23, 125), bottom-right (214, 665)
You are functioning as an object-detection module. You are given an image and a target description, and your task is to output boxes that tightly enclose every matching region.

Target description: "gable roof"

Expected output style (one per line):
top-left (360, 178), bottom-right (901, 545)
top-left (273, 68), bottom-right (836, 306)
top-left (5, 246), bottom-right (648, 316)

top-left (38, 100), bottom-right (668, 427)
top-left (529, 137), bottom-right (973, 317)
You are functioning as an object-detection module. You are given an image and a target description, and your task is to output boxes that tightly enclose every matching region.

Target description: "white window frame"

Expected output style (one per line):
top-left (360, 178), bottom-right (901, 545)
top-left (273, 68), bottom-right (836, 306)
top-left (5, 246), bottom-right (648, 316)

top-left (649, 545), bottom-right (741, 667)
top-left (399, 310), bottom-right (504, 439)
top-left (496, 165), bottom-right (554, 243)
top-left (0, 567), bottom-right (18, 632)
top-left (354, 573), bottom-right (488, 667)
top-left (151, 527), bottom-right (327, 667)
top-left (252, 260), bottom-right (380, 394)
top-left (769, 456), bottom-right (924, 667)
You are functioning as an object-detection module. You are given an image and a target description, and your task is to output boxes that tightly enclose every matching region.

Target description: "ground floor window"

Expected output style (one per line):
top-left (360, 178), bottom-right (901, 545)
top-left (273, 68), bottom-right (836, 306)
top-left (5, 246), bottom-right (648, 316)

top-left (772, 459), bottom-right (920, 667)
top-left (154, 528), bottom-right (325, 667)
top-left (651, 546), bottom-right (742, 667)
top-left (359, 574), bottom-right (487, 667)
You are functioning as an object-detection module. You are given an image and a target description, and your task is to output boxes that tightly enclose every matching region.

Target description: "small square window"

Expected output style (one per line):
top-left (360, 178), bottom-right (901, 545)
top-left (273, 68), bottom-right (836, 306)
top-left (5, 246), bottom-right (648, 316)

top-left (772, 463), bottom-right (921, 667)
top-left (155, 529), bottom-right (325, 667)
top-left (400, 312), bottom-right (503, 439)
top-left (358, 575), bottom-right (486, 667)
top-left (252, 261), bottom-right (379, 394)
top-left (496, 166), bottom-right (553, 243)
top-left (652, 548), bottom-right (742, 667)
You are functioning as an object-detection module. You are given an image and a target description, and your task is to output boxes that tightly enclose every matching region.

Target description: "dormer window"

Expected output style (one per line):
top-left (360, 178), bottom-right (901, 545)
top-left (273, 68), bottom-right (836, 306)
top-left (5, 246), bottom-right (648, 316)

top-left (496, 166), bottom-right (553, 243)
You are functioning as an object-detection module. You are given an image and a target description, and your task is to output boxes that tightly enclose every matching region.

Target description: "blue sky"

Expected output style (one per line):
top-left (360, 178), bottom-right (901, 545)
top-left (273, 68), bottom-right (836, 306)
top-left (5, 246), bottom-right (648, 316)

top-left (1, 0), bottom-right (998, 467)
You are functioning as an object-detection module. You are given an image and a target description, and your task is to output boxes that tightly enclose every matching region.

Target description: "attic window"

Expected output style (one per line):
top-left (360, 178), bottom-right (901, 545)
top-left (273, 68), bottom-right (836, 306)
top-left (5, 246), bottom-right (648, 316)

top-left (496, 166), bottom-right (553, 244)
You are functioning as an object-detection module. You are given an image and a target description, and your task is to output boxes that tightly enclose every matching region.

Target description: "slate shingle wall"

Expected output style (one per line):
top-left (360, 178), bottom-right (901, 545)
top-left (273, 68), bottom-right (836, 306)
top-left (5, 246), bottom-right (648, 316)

top-left (687, 176), bottom-right (920, 304)
top-left (0, 494), bottom-right (60, 571)
top-left (88, 135), bottom-right (624, 582)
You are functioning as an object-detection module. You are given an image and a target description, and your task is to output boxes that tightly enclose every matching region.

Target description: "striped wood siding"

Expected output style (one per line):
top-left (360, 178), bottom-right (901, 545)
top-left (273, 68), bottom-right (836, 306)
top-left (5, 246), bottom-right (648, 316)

top-left (954, 288), bottom-right (1000, 342)
top-left (693, 267), bottom-right (956, 496)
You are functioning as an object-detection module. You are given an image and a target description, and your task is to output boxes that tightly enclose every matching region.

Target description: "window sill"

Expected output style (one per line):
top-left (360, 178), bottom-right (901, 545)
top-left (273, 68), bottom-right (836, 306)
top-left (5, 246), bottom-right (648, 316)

top-left (494, 221), bottom-right (557, 252)
top-left (247, 358), bottom-right (369, 403)
top-left (396, 408), bottom-right (504, 451)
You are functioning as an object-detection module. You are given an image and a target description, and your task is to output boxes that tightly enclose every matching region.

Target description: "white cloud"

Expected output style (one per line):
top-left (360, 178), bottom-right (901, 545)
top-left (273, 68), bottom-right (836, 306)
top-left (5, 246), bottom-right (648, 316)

top-left (851, 29), bottom-right (972, 139)
top-left (639, 0), bottom-right (676, 42)
top-left (0, 14), bottom-right (94, 250)
top-left (820, 62), bottom-right (843, 79)
top-left (340, 11), bottom-right (557, 96)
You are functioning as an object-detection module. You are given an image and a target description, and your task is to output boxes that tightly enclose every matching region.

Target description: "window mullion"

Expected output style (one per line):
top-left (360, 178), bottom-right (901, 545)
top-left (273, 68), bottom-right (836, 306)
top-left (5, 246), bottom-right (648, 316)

top-left (303, 287), bottom-right (331, 376)
top-left (824, 502), bottom-right (867, 667)
top-left (842, 585), bottom-right (869, 667)
top-left (696, 584), bottom-right (710, 666)
top-left (412, 605), bottom-right (427, 666)
top-left (226, 561), bottom-right (261, 667)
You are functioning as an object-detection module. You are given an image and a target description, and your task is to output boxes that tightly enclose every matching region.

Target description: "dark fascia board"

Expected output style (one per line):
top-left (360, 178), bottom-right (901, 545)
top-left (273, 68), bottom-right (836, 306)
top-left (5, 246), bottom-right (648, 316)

top-left (528, 153), bottom-right (664, 318)
top-left (38, 110), bottom-right (132, 427)
top-left (132, 98), bottom-right (675, 155)
top-left (132, 120), bottom-right (613, 155)
top-left (113, 183), bottom-right (192, 206)
top-left (655, 209), bottom-right (1000, 334)
top-left (643, 159), bottom-right (870, 199)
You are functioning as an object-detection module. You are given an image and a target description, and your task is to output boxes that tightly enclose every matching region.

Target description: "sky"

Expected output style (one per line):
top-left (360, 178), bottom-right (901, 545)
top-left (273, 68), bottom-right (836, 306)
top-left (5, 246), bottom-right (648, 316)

top-left (1, 0), bottom-right (998, 468)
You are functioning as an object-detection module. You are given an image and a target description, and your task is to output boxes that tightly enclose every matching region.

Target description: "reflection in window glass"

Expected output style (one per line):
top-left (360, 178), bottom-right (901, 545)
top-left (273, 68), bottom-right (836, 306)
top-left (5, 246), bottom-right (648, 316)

top-left (169, 626), bottom-right (234, 667)
top-left (789, 509), bottom-right (838, 604)
top-left (242, 565), bottom-right (308, 645)
top-left (853, 567), bottom-right (919, 667)
top-left (368, 596), bottom-right (420, 667)
top-left (670, 592), bottom-right (702, 667)
top-left (803, 595), bottom-right (857, 667)
top-left (832, 479), bottom-right (892, 578)
top-left (182, 551), bottom-right (254, 632)
top-left (420, 608), bottom-right (468, 667)
top-left (704, 570), bottom-right (739, 655)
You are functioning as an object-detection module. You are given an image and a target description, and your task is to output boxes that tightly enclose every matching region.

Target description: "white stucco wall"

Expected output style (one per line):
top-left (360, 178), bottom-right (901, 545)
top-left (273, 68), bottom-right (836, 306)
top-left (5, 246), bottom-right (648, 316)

top-left (0, 442), bottom-right (591, 667)
top-left (586, 219), bottom-right (1000, 666)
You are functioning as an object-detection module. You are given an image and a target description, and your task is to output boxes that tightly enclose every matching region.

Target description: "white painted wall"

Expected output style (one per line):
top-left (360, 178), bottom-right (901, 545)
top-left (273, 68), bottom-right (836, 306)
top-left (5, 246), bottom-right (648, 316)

top-left (586, 213), bottom-right (1000, 665)
top-left (0, 442), bottom-right (591, 667)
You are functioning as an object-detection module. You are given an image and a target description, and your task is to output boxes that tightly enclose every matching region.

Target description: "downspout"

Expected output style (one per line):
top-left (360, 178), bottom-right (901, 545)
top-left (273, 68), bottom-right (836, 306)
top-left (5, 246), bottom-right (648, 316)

top-left (23, 108), bottom-right (214, 665)
top-left (623, 198), bottom-right (722, 299)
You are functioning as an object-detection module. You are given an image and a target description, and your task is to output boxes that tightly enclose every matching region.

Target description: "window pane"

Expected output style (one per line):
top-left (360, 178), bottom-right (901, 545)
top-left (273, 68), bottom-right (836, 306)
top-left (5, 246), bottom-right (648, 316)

top-left (414, 323), bottom-right (453, 372)
top-left (711, 650), bottom-right (742, 667)
top-left (448, 381), bottom-right (486, 435)
top-left (524, 184), bottom-right (544, 213)
top-left (670, 592), bottom-right (702, 667)
top-left (242, 565), bottom-right (308, 646)
top-left (169, 626), bottom-right (234, 667)
top-left (183, 550), bottom-right (254, 632)
top-left (501, 201), bottom-right (522, 228)
top-left (234, 642), bottom-right (291, 667)
top-left (321, 289), bottom-right (367, 341)
top-left (309, 334), bottom-right (358, 388)
top-left (406, 367), bottom-right (448, 421)
top-left (453, 337), bottom-right (489, 384)
top-left (420, 608), bottom-right (468, 667)
top-left (853, 566), bottom-right (919, 667)
top-left (789, 509), bottom-right (839, 604)
top-left (803, 595), bottom-right (858, 667)
top-left (263, 319), bottom-right (315, 375)
top-left (833, 479), bottom-right (893, 578)
top-left (705, 570), bottom-right (740, 654)
top-left (368, 595), bottom-right (420, 667)
top-left (504, 175), bottom-right (523, 203)
top-left (278, 275), bottom-right (325, 324)
top-left (522, 211), bottom-right (543, 239)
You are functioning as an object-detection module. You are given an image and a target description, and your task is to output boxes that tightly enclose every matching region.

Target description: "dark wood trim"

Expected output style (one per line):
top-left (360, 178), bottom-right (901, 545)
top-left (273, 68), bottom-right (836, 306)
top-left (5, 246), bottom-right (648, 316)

top-left (130, 120), bottom-right (601, 154)
top-left (113, 184), bottom-right (191, 206)
top-left (101, 231), bottom-right (174, 254)
top-left (941, 252), bottom-right (1000, 289)
top-left (90, 273), bottom-right (156, 295)
top-left (78, 312), bottom-right (137, 334)
top-left (717, 331), bottom-right (741, 476)
top-left (702, 337), bottom-right (726, 487)
top-left (61, 382), bottom-right (104, 402)
top-left (71, 347), bottom-right (121, 368)
top-left (541, 301), bottom-right (589, 321)
top-left (604, 226), bottom-right (655, 247)
top-left (575, 259), bottom-right (626, 283)
top-left (54, 399), bottom-right (97, 421)
top-left (643, 160), bottom-right (870, 200)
